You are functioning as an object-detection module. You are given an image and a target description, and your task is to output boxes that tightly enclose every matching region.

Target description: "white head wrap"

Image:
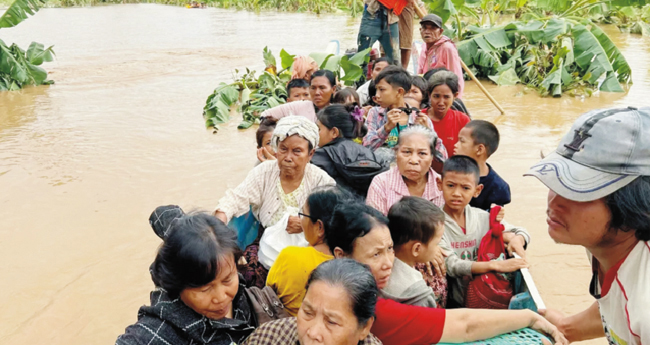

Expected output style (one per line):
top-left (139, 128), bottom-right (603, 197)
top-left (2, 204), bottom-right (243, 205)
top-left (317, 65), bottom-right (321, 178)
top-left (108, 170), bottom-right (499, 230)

top-left (271, 116), bottom-right (319, 150)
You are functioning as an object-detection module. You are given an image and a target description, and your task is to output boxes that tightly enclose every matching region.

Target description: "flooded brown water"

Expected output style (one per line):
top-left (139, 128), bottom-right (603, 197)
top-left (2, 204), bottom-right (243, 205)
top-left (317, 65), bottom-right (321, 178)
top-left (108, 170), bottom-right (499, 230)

top-left (1, 5), bottom-right (649, 344)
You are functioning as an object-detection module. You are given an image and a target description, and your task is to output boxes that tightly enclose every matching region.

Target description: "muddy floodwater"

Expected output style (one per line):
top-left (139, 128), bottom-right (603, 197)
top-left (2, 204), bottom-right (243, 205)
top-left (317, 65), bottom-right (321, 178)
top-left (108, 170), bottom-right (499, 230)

top-left (1, 4), bottom-right (649, 344)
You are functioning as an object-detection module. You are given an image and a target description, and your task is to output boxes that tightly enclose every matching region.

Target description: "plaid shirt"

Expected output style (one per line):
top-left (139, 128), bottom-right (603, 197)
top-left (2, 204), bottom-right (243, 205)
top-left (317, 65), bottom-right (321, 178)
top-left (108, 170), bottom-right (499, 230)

top-left (367, 166), bottom-right (445, 215)
top-left (242, 317), bottom-right (382, 345)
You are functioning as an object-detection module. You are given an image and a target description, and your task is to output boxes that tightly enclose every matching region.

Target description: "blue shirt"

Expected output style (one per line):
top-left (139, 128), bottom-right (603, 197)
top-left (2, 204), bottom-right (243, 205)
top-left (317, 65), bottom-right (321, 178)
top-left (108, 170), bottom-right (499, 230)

top-left (470, 163), bottom-right (511, 211)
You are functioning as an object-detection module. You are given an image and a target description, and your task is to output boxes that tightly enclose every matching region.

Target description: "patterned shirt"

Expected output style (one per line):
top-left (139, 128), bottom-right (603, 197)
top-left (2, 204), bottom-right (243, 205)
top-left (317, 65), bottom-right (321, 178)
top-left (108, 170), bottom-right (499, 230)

top-left (366, 165), bottom-right (444, 215)
top-left (363, 106), bottom-right (440, 151)
top-left (216, 160), bottom-right (335, 228)
top-left (242, 317), bottom-right (382, 345)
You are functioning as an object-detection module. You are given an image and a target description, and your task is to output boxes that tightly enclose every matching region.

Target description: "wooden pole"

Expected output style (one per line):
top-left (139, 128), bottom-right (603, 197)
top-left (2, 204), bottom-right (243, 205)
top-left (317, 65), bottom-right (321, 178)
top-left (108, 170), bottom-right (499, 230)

top-left (460, 59), bottom-right (505, 115)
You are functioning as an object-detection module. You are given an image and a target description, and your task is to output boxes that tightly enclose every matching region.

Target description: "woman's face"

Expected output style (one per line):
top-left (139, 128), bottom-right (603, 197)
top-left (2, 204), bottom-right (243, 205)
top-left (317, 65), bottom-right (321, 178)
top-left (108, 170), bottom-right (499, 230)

top-left (180, 254), bottom-right (239, 320)
top-left (429, 84), bottom-right (456, 117)
top-left (396, 134), bottom-right (433, 183)
top-left (406, 86), bottom-right (423, 104)
top-left (317, 120), bottom-right (338, 147)
top-left (349, 225), bottom-right (394, 290)
top-left (297, 281), bottom-right (372, 345)
top-left (311, 76), bottom-right (334, 110)
top-left (301, 203), bottom-right (323, 246)
top-left (276, 135), bottom-right (314, 176)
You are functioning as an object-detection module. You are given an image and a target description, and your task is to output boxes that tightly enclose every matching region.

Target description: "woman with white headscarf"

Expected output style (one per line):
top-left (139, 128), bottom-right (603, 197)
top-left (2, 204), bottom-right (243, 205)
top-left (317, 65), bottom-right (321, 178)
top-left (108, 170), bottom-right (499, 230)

top-left (215, 116), bottom-right (335, 288)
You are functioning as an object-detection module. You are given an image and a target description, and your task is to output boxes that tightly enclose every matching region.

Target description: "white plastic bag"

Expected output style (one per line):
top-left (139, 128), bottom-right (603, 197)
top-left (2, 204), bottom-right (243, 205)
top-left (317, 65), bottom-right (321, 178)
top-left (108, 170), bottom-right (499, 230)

top-left (258, 207), bottom-right (308, 270)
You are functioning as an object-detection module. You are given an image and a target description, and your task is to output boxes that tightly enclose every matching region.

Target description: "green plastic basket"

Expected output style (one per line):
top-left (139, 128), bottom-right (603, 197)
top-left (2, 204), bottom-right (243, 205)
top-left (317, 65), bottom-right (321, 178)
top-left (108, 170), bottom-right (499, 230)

top-left (438, 328), bottom-right (551, 345)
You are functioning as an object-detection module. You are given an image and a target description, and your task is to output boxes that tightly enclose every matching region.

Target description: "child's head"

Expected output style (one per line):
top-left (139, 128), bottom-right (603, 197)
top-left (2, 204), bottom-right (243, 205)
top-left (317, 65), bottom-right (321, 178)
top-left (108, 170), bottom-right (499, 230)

top-left (286, 78), bottom-right (311, 102)
top-left (365, 80), bottom-right (378, 107)
top-left (454, 120), bottom-right (500, 161)
top-left (387, 196), bottom-right (445, 264)
top-left (438, 155), bottom-right (483, 212)
top-left (332, 87), bottom-right (361, 106)
top-left (428, 70), bottom-right (459, 117)
top-left (374, 66), bottom-right (411, 109)
top-left (406, 76), bottom-right (429, 109)
top-left (371, 57), bottom-right (391, 80)
top-left (316, 104), bottom-right (365, 146)
top-left (256, 117), bottom-right (278, 153)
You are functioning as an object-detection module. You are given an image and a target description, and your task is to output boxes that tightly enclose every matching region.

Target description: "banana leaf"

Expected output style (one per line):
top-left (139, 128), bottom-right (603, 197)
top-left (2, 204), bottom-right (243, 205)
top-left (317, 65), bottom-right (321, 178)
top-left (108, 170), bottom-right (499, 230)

top-left (0, 43), bottom-right (28, 84)
top-left (489, 67), bottom-right (521, 85)
top-left (323, 55), bottom-right (342, 72)
top-left (263, 46), bottom-right (276, 69)
top-left (309, 52), bottom-right (334, 69)
top-left (340, 55), bottom-right (364, 85)
top-left (0, 0), bottom-right (45, 29)
top-left (457, 25), bottom-right (510, 65)
top-left (348, 47), bottom-right (371, 65)
top-left (25, 41), bottom-right (54, 65)
top-left (600, 71), bottom-right (624, 92)
top-left (572, 24), bottom-right (614, 84)
top-left (588, 24), bottom-right (632, 83)
top-left (279, 49), bottom-right (294, 70)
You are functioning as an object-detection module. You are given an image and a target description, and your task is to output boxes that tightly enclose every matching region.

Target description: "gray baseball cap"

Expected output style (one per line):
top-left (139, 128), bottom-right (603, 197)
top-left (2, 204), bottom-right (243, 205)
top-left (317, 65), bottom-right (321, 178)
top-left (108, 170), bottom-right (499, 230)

top-left (525, 107), bottom-right (650, 202)
top-left (420, 14), bottom-right (443, 28)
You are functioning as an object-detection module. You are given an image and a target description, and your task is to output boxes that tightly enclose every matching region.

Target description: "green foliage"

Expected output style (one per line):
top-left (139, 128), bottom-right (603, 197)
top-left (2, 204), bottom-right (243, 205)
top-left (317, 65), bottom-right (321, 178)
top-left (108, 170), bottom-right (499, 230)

top-left (0, 0), bottom-right (45, 28)
top-left (203, 47), bottom-right (368, 130)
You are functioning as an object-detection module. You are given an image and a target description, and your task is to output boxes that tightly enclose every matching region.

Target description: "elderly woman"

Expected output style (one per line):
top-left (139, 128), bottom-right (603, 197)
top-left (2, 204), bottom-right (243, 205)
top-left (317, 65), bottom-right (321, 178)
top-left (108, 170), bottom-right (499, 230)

top-left (116, 209), bottom-right (257, 345)
top-left (327, 201), bottom-right (568, 345)
top-left (266, 186), bottom-right (353, 316)
top-left (215, 116), bottom-right (335, 288)
top-left (243, 259), bottom-right (382, 345)
top-left (367, 125), bottom-right (445, 215)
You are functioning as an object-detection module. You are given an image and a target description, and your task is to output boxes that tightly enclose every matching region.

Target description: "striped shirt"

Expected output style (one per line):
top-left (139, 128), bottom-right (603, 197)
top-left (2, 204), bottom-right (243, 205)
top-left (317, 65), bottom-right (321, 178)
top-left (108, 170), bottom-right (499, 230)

top-left (216, 160), bottom-right (335, 228)
top-left (366, 166), bottom-right (444, 215)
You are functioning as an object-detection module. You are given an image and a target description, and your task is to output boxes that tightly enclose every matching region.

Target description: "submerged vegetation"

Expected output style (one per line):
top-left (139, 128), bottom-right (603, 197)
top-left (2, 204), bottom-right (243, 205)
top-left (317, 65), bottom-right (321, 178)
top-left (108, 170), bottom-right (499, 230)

top-left (203, 47), bottom-right (369, 130)
top-left (0, 0), bottom-right (55, 90)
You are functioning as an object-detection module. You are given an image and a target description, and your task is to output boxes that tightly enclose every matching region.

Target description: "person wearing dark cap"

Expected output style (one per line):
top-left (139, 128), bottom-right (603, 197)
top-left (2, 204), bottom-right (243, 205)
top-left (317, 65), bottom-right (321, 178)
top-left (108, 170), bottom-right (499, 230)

top-left (525, 107), bottom-right (650, 344)
top-left (417, 14), bottom-right (465, 98)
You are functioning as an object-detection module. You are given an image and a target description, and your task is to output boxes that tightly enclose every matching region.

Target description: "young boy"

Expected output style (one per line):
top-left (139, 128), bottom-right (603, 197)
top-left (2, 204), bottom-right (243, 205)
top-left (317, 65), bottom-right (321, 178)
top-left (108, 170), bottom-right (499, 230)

top-left (286, 78), bottom-right (311, 103)
top-left (383, 196), bottom-right (446, 308)
top-left (437, 155), bottom-right (530, 308)
top-left (454, 120), bottom-right (511, 210)
top-left (362, 66), bottom-right (433, 150)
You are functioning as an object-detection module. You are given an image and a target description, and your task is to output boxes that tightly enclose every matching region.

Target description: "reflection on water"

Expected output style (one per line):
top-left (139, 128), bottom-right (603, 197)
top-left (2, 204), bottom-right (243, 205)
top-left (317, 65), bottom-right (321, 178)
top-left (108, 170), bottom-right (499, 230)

top-left (0, 5), bottom-right (648, 344)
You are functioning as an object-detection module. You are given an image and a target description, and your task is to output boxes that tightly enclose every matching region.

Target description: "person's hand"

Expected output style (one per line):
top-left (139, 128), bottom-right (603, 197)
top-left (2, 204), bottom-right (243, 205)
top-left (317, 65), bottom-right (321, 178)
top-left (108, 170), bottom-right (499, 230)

top-left (506, 234), bottom-right (527, 259)
top-left (257, 146), bottom-right (276, 162)
top-left (490, 258), bottom-right (528, 273)
top-left (286, 216), bottom-right (303, 234)
top-left (385, 108), bottom-right (402, 132)
top-left (414, 111), bottom-right (429, 128)
top-left (538, 308), bottom-right (566, 329)
top-left (362, 105), bottom-right (373, 119)
top-left (530, 312), bottom-right (569, 345)
top-left (492, 204), bottom-right (505, 222)
top-left (425, 246), bottom-right (447, 277)
top-left (214, 211), bottom-right (228, 224)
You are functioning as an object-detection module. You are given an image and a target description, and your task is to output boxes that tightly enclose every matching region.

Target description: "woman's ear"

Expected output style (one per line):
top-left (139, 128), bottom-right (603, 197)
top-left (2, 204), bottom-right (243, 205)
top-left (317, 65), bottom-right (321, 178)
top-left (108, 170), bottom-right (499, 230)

top-left (332, 127), bottom-right (340, 139)
top-left (453, 92), bottom-right (459, 98)
top-left (333, 247), bottom-right (346, 259)
top-left (358, 316), bottom-right (374, 341)
top-left (316, 220), bottom-right (326, 239)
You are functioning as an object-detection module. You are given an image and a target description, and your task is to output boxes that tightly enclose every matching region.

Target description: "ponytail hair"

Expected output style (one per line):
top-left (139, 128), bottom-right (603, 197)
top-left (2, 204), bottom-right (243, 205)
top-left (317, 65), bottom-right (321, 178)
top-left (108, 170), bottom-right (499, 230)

top-left (317, 104), bottom-right (366, 139)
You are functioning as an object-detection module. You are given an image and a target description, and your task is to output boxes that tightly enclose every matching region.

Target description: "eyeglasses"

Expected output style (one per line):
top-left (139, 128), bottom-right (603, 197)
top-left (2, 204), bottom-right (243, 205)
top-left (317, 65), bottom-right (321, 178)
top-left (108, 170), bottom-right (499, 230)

top-left (298, 212), bottom-right (318, 221)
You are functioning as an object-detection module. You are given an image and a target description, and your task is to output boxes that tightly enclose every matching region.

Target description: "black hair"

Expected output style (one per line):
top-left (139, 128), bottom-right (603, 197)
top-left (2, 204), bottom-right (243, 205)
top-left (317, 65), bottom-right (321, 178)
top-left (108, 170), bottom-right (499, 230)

top-left (374, 56), bottom-right (391, 66)
top-left (306, 259), bottom-right (378, 327)
top-left (442, 155), bottom-right (480, 184)
top-left (365, 80), bottom-right (378, 107)
top-left (326, 201), bottom-right (389, 255)
top-left (605, 176), bottom-right (650, 241)
top-left (387, 196), bottom-right (445, 247)
top-left (317, 104), bottom-right (365, 139)
top-left (306, 186), bottom-right (355, 235)
top-left (374, 65), bottom-right (412, 93)
top-left (332, 87), bottom-right (360, 105)
top-left (286, 78), bottom-right (310, 94)
top-left (428, 70), bottom-right (459, 95)
top-left (311, 70), bottom-right (336, 88)
top-left (423, 67), bottom-right (450, 83)
top-left (256, 117), bottom-right (278, 148)
top-left (410, 76), bottom-right (430, 108)
top-left (465, 120), bottom-right (500, 157)
top-left (151, 212), bottom-right (242, 298)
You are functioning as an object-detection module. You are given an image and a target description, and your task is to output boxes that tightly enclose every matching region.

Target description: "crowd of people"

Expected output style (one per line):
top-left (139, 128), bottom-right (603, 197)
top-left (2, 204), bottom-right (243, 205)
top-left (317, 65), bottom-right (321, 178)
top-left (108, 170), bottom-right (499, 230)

top-left (115, 2), bottom-right (650, 345)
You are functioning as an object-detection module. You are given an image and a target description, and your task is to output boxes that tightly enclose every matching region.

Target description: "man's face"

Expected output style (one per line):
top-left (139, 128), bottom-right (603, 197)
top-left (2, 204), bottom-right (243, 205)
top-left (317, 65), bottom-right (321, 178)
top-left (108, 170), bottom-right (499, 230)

top-left (420, 23), bottom-right (442, 44)
top-left (371, 61), bottom-right (390, 80)
top-left (546, 190), bottom-right (613, 247)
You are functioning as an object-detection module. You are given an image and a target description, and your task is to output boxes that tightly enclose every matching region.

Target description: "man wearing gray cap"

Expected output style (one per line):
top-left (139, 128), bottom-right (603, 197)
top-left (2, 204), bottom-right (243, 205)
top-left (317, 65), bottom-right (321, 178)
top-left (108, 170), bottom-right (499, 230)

top-left (526, 107), bottom-right (650, 344)
top-left (417, 13), bottom-right (464, 98)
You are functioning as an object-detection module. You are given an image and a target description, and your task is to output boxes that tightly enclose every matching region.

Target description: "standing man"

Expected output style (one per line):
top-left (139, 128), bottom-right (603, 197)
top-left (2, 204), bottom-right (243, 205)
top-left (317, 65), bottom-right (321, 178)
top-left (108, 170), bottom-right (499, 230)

top-left (526, 107), bottom-right (650, 344)
top-left (358, 0), bottom-right (402, 66)
top-left (398, 0), bottom-right (427, 70)
top-left (417, 14), bottom-right (464, 98)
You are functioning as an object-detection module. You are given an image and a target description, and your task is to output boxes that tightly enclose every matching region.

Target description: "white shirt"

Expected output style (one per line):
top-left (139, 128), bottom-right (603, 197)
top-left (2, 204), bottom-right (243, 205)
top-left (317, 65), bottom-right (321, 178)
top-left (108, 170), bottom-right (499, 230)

top-left (215, 160), bottom-right (335, 228)
top-left (590, 241), bottom-right (650, 345)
